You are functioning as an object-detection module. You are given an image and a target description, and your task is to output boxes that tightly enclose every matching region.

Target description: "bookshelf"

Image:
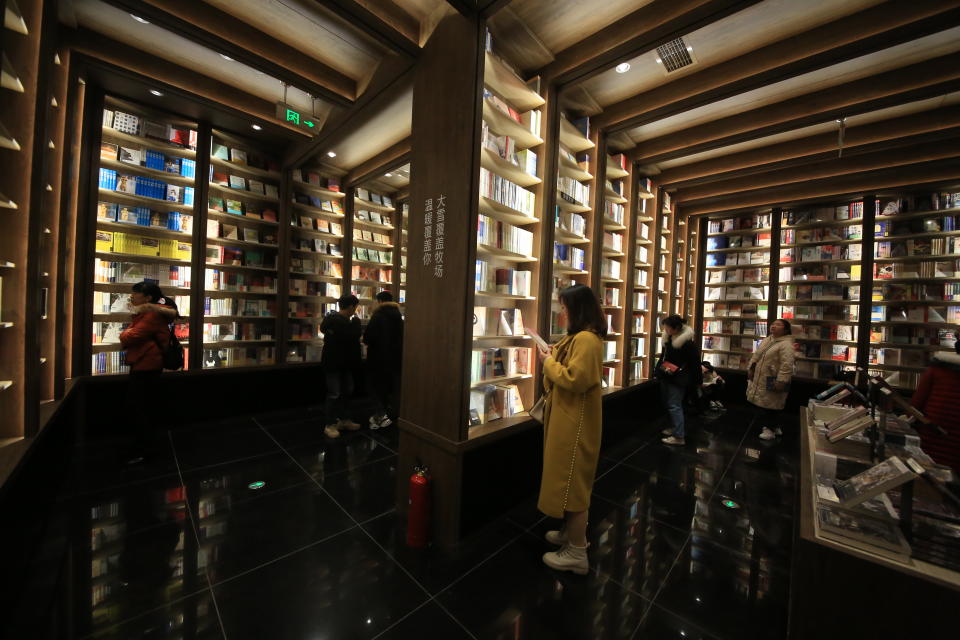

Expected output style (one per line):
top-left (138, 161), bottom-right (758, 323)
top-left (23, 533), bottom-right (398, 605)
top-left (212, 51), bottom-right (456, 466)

top-left (779, 199), bottom-right (865, 383)
top-left (399, 199), bottom-right (408, 307)
top-left (682, 213), bottom-right (699, 321)
top-left (92, 97), bottom-right (199, 375)
top-left (350, 179), bottom-right (399, 322)
top-left (286, 166), bottom-right (345, 364)
top-left (651, 189), bottom-right (677, 358)
top-left (627, 175), bottom-right (656, 383)
top-left (203, 130), bottom-right (281, 369)
top-left (868, 191), bottom-right (960, 389)
top-left (701, 209), bottom-right (774, 373)
top-left (599, 152), bottom-right (629, 388)
top-left (471, 48), bottom-right (544, 430)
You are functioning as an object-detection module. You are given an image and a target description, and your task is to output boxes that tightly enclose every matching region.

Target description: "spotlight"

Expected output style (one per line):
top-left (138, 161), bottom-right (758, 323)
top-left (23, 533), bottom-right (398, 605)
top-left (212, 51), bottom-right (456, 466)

top-left (251, 124), bottom-right (263, 131)
top-left (615, 63), bottom-right (630, 74)
top-left (220, 54), bottom-right (234, 61)
top-left (327, 151), bottom-right (337, 158)
top-left (130, 14), bottom-right (150, 24)
top-left (149, 89), bottom-right (163, 97)
top-left (384, 173), bottom-right (393, 177)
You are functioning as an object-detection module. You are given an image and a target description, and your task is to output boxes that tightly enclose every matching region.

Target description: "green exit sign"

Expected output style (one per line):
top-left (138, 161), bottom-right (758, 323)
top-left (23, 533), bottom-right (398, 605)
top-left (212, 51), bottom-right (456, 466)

top-left (275, 102), bottom-right (318, 132)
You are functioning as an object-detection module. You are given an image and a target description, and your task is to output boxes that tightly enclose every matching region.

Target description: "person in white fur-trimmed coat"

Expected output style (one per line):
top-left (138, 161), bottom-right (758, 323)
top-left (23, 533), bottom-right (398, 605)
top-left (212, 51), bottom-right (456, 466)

top-left (655, 315), bottom-right (701, 446)
top-left (746, 318), bottom-right (796, 441)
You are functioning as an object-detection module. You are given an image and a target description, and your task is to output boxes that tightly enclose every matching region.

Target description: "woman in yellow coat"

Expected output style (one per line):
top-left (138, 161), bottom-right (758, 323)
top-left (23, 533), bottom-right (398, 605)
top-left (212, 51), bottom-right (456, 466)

top-left (535, 284), bottom-right (605, 575)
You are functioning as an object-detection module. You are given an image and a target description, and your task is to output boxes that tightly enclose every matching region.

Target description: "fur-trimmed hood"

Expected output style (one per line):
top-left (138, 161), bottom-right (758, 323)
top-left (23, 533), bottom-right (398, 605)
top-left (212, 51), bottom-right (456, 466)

top-left (667, 324), bottom-right (695, 348)
top-left (932, 351), bottom-right (960, 370)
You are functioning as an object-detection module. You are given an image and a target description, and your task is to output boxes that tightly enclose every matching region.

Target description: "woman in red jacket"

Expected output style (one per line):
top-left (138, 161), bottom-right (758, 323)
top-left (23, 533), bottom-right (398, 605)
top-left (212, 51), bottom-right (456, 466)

top-left (912, 338), bottom-right (960, 471)
top-left (120, 281), bottom-right (176, 463)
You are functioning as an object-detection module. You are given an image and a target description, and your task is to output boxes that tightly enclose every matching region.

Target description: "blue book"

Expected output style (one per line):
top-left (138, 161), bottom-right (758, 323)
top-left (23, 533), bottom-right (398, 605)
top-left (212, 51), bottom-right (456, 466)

top-left (180, 158), bottom-right (196, 178)
top-left (136, 206), bottom-right (151, 226)
top-left (183, 187), bottom-right (194, 206)
top-left (99, 168), bottom-right (117, 190)
top-left (145, 150), bottom-right (165, 171)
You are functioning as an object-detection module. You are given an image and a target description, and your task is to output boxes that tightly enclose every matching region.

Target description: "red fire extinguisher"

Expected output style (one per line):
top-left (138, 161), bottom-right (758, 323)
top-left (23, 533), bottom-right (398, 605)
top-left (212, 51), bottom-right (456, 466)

top-left (407, 464), bottom-right (431, 548)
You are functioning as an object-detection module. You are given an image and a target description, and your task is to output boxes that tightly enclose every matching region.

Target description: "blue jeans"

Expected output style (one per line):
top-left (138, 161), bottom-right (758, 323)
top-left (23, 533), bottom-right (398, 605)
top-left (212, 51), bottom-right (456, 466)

top-left (325, 370), bottom-right (354, 424)
top-left (661, 382), bottom-right (685, 438)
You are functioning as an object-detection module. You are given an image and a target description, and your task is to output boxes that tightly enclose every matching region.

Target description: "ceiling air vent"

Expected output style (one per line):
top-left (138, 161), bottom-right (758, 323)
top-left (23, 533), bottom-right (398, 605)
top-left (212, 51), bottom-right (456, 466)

top-left (656, 38), bottom-right (694, 73)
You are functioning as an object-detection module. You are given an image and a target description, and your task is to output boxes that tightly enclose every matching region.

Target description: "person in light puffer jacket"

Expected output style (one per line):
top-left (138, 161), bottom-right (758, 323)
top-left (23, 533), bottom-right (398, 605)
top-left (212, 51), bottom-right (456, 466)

top-left (912, 337), bottom-right (960, 471)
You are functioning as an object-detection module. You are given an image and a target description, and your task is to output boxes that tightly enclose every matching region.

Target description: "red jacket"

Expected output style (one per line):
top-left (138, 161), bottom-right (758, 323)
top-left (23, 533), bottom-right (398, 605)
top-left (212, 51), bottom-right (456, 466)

top-left (120, 311), bottom-right (171, 372)
top-left (912, 352), bottom-right (960, 471)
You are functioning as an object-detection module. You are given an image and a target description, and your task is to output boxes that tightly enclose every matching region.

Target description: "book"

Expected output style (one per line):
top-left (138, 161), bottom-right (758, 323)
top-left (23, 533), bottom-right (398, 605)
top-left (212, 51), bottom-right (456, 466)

top-left (827, 414), bottom-right (875, 442)
top-left (229, 175), bottom-right (247, 190)
top-left (222, 224), bottom-right (239, 240)
top-left (816, 502), bottom-right (910, 558)
top-left (100, 142), bottom-right (118, 160)
top-left (230, 148), bottom-right (248, 165)
top-left (472, 307), bottom-right (487, 336)
top-left (118, 146), bottom-right (141, 165)
top-left (834, 456), bottom-right (920, 507)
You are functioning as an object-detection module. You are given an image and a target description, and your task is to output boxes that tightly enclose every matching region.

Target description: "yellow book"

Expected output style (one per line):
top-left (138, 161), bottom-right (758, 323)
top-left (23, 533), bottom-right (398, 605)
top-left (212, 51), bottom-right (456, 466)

top-left (95, 231), bottom-right (113, 253)
top-left (137, 236), bottom-right (160, 257)
top-left (851, 264), bottom-right (862, 279)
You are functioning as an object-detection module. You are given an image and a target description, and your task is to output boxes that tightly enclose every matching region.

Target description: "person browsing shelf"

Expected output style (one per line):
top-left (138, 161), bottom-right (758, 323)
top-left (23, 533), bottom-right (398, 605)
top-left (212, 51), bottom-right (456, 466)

top-left (911, 335), bottom-right (960, 471)
top-left (698, 361), bottom-right (726, 413)
top-left (656, 315), bottom-right (700, 446)
top-left (746, 318), bottom-right (796, 441)
top-left (321, 294), bottom-right (363, 439)
top-left (119, 281), bottom-right (178, 464)
top-left (534, 284), bottom-right (605, 575)
top-left (363, 291), bottom-right (404, 430)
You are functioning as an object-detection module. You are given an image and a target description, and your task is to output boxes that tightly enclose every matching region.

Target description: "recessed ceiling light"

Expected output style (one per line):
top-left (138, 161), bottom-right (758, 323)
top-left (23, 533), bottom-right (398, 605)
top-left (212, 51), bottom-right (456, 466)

top-left (251, 124), bottom-right (262, 131)
top-left (130, 14), bottom-right (150, 24)
top-left (220, 54), bottom-right (234, 61)
top-left (149, 89), bottom-right (163, 97)
top-left (327, 151), bottom-right (337, 158)
top-left (686, 46), bottom-right (693, 52)
top-left (384, 173), bottom-right (392, 177)
top-left (655, 58), bottom-right (662, 64)
top-left (615, 63), bottom-right (630, 74)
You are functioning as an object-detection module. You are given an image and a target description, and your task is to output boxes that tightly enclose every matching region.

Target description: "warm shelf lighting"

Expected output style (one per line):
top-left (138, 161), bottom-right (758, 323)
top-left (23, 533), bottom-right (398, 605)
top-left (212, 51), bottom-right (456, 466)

top-left (220, 54), bottom-right (234, 61)
top-left (251, 124), bottom-right (263, 131)
top-left (327, 151), bottom-right (337, 158)
top-left (130, 14), bottom-right (150, 24)
top-left (149, 89), bottom-right (163, 97)
top-left (615, 63), bottom-right (631, 74)
top-left (384, 173), bottom-right (392, 177)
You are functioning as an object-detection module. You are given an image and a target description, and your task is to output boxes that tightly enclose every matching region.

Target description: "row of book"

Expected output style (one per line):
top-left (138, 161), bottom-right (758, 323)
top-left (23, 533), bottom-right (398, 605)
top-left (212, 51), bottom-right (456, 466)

top-left (707, 232), bottom-right (773, 250)
top-left (209, 196), bottom-right (277, 221)
top-left (791, 323), bottom-right (856, 341)
top-left (554, 243), bottom-right (585, 271)
top-left (705, 285), bottom-right (768, 301)
top-left (782, 201), bottom-right (863, 225)
top-left (469, 383), bottom-right (525, 425)
top-left (635, 268), bottom-right (648, 286)
top-left (603, 287), bottom-right (620, 307)
top-left (869, 369), bottom-right (919, 389)
top-left (470, 347), bottom-right (532, 384)
top-left (474, 261), bottom-right (532, 297)
top-left (875, 192), bottom-right (960, 215)
top-left (782, 226), bottom-right (861, 244)
top-left (706, 267), bottom-right (769, 284)
top-left (781, 244), bottom-right (861, 263)
top-left (288, 280), bottom-right (340, 298)
top-left (352, 285), bottom-right (387, 300)
top-left (205, 246), bottom-right (275, 269)
top-left (202, 347), bottom-right (275, 368)
top-left (100, 142), bottom-right (197, 178)
top-left (702, 319), bottom-right (769, 336)
top-left (92, 352), bottom-right (130, 375)
top-left (355, 187), bottom-right (394, 208)
top-left (352, 265), bottom-right (392, 283)
top-left (556, 210), bottom-right (587, 237)
top-left (97, 202), bottom-right (194, 233)
top-left (93, 261), bottom-right (191, 287)
top-left (210, 169), bottom-right (279, 200)
top-left (602, 341), bottom-right (617, 361)
top-left (637, 221), bottom-right (650, 241)
top-left (702, 352), bottom-right (751, 370)
top-left (288, 344), bottom-right (324, 362)
top-left (202, 322), bottom-right (273, 343)
top-left (632, 314), bottom-right (646, 334)
top-left (876, 260), bottom-right (958, 279)
top-left (875, 237), bottom-right (960, 257)
top-left (291, 168), bottom-right (339, 190)
top-left (872, 283), bottom-right (960, 301)
top-left (708, 212), bottom-right (772, 233)
top-left (870, 325), bottom-right (955, 346)
top-left (483, 89), bottom-right (541, 138)
top-left (874, 216), bottom-right (959, 236)
top-left (703, 302), bottom-right (769, 318)
top-left (212, 141), bottom-right (280, 174)
top-left (352, 247), bottom-right (392, 264)
top-left (355, 209), bottom-right (392, 227)
top-left (93, 291), bottom-right (190, 316)
top-left (352, 228), bottom-right (392, 247)
top-left (96, 230), bottom-right (191, 260)
top-left (796, 343), bottom-right (857, 363)
top-left (208, 221), bottom-right (277, 246)
top-left (478, 214), bottom-right (535, 256)
top-left (702, 336), bottom-right (762, 353)
top-left (602, 231), bottom-right (623, 252)
top-left (600, 259), bottom-right (621, 280)
top-left (290, 256), bottom-right (341, 276)
top-left (636, 245), bottom-right (649, 265)
top-left (779, 284), bottom-right (857, 301)
top-left (472, 306), bottom-right (525, 337)
top-left (868, 347), bottom-right (928, 368)
top-left (293, 238), bottom-right (342, 257)
top-left (630, 336), bottom-right (646, 358)
top-left (603, 201), bottom-right (624, 224)
top-left (205, 297), bottom-right (275, 317)
top-left (871, 305), bottom-right (960, 323)
top-left (289, 323), bottom-right (321, 341)
top-left (481, 121), bottom-right (538, 176)
top-left (292, 192), bottom-right (345, 214)
top-left (779, 264), bottom-right (859, 281)
top-left (289, 301), bottom-right (337, 317)
top-left (99, 168), bottom-right (196, 205)
top-left (796, 360), bottom-right (853, 379)
top-left (294, 215), bottom-right (344, 235)
top-left (103, 109), bottom-right (197, 150)
top-left (204, 271), bottom-right (276, 293)
top-left (781, 305), bottom-right (858, 321)
top-left (706, 250), bottom-right (768, 266)
top-left (558, 175), bottom-right (590, 206)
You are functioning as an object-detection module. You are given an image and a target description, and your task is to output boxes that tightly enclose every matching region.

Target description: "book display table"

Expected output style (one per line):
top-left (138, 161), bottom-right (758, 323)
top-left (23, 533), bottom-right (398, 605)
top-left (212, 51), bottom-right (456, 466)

top-left (792, 406), bottom-right (960, 637)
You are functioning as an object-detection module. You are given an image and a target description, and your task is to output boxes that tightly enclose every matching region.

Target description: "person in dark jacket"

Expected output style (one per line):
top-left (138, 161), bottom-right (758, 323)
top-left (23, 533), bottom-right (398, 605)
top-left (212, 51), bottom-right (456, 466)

top-left (363, 291), bottom-right (404, 429)
top-left (119, 281), bottom-right (177, 463)
top-left (321, 294), bottom-right (363, 438)
top-left (912, 336), bottom-right (960, 471)
top-left (655, 315), bottom-right (701, 446)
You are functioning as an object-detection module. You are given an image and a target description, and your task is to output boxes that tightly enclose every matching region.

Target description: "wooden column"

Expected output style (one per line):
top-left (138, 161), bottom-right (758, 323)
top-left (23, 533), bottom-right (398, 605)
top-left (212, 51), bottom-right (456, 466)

top-left (397, 11), bottom-right (486, 546)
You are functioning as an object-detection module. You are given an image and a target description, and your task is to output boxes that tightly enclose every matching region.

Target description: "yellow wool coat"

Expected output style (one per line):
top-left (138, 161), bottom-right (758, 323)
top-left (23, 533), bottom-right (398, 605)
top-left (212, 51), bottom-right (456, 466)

top-left (537, 330), bottom-right (603, 518)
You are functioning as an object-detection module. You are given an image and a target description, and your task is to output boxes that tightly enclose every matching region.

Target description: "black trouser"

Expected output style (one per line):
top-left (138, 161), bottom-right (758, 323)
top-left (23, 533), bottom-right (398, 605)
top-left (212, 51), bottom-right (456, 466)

top-left (126, 369), bottom-right (162, 451)
top-left (370, 367), bottom-right (400, 418)
top-left (752, 404), bottom-right (782, 431)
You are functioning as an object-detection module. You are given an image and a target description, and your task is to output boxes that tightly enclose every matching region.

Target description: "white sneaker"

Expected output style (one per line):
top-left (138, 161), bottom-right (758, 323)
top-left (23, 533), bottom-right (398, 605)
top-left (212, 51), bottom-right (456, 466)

top-left (661, 436), bottom-right (685, 446)
top-left (661, 428), bottom-right (674, 436)
top-left (543, 543), bottom-right (588, 575)
top-left (545, 529), bottom-right (567, 546)
top-left (324, 425), bottom-right (340, 439)
top-left (759, 427), bottom-right (782, 441)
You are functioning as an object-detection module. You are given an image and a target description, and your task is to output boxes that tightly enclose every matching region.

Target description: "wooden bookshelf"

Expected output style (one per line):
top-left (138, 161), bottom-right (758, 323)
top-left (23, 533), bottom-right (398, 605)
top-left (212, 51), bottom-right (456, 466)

top-left (350, 177), bottom-right (400, 322)
top-left (626, 175), bottom-right (656, 383)
top-left (598, 151), bottom-right (629, 388)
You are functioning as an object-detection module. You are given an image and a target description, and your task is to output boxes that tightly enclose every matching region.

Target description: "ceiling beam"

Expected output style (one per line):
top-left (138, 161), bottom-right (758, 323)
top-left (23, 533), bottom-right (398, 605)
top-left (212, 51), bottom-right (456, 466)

top-left (676, 136), bottom-right (960, 202)
top-left (65, 29), bottom-right (308, 137)
top-left (479, 0), bottom-right (513, 19)
top-left (445, 0), bottom-right (477, 18)
top-left (597, 0), bottom-right (960, 131)
top-left (345, 138), bottom-right (411, 186)
top-left (679, 159), bottom-right (960, 216)
top-left (101, 0), bottom-right (355, 105)
top-left (657, 104), bottom-right (960, 186)
top-left (631, 51), bottom-right (960, 165)
top-left (537, 0), bottom-right (761, 86)
top-left (319, 0), bottom-right (420, 56)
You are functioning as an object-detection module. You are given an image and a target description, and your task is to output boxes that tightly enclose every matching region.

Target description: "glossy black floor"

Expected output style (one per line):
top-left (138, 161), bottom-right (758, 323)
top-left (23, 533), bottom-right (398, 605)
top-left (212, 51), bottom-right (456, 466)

top-left (15, 401), bottom-right (798, 640)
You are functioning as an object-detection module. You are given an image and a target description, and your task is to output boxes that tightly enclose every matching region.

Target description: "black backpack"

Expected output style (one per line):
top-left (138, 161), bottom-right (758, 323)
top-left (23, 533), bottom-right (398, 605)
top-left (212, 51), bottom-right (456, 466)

top-left (153, 297), bottom-right (184, 370)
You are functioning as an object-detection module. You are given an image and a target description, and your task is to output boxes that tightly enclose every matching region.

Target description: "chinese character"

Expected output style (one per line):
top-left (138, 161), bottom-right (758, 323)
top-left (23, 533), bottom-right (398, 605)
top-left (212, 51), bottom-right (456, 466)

top-left (436, 194), bottom-right (446, 208)
top-left (422, 252), bottom-right (432, 266)
top-left (424, 238), bottom-right (432, 252)
top-left (434, 263), bottom-right (444, 278)
top-left (436, 209), bottom-right (445, 223)
top-left (285, 109), bottom-right (300, 125)
top-left (435, 236), bottom-right (444, 250)
top-left (436, 222), bottom-right (445, 236)
top-left (425, 198), bottom-right (433, 212)
top-left (435, 250), bottom-right (443, 264)
top-left (424, 225), bottom-right (432, 239)
top-left (424, 211), bottom-right (433, 226)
